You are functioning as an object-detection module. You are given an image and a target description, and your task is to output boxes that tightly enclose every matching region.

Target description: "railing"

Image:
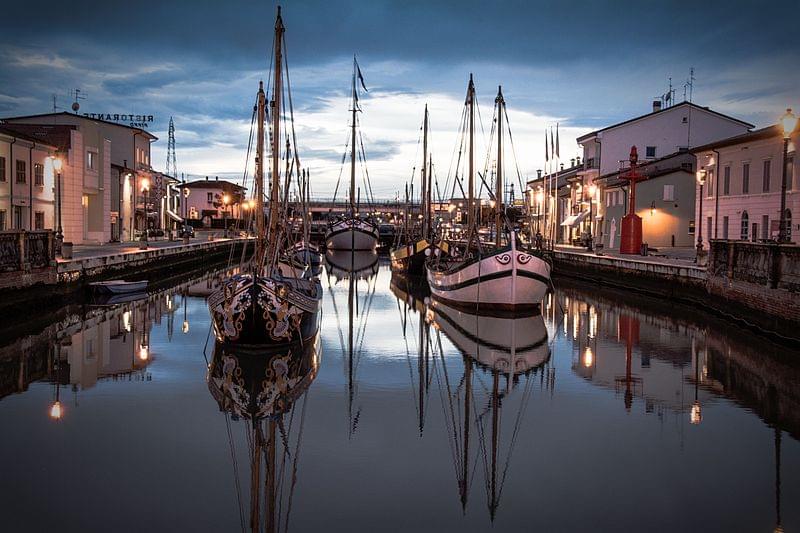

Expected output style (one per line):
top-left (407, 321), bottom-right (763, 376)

top-left (0, 230), bottom-right (55, 272)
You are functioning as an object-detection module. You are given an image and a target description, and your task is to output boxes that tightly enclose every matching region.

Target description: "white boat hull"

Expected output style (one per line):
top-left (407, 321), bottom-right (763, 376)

top-left (325, 218), bottom-right (379, 251)
top-left (426, 238), bottom-right (550, 311)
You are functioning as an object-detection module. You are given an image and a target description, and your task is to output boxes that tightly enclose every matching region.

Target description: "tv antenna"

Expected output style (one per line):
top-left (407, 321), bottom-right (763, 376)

top-left (70, 89), bottom-right (86, 113)
top-left (683, 67), bottom-right (695, 103)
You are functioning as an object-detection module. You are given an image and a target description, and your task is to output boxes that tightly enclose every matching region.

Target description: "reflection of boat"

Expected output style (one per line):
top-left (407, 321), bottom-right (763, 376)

top-left (89, 280), bottom-right (148, 295)
top-left (326, 250), bottom-right (378, 438)
top-left (208, 334), bottom-right (321, 532)
top-left (430, 298), bottom-right (550, 521)
top-left (324, 249), bottom-right (378, 283)
top-left (208, 9), bottom-right (322, 349)
top-left (90, 291), bottom-right (148, 306)
top-left (429, 298), bottom-right (549, 374)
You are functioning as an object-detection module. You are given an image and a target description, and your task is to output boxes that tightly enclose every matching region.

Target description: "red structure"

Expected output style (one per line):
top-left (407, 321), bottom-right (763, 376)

top-left (619, 146), bottom-right (645, 254)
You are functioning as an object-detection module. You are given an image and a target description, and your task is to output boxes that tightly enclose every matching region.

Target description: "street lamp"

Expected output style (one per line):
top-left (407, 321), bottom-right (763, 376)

top-left (222, 193), bottom-right (230, 238)
top-left (50, 156), bottom-right (64, 255)
top-left (696, 169), bottom-right (707, 261)
top-left (140, 177), bottom-right (150, 250)
top-left (779, 108), bottom-right (797, 243)
top-left (587, 183), bottom-right (597, 251)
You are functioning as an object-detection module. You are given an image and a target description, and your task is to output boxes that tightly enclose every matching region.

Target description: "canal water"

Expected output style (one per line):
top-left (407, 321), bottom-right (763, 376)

top-left (1, 258), bottom-right (798, 532)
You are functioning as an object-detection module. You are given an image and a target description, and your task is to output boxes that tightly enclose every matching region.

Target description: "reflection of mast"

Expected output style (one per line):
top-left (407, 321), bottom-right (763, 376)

top-left (775, 427), bottom-right (782, 533)
top-left (348, 257), bottom-right (356, 436)
top-left (460, 355), bottom-right (472, 512)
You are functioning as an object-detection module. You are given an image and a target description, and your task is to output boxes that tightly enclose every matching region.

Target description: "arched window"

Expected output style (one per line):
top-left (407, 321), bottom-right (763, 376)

top-left (740, 211), bottom-right (749, 240)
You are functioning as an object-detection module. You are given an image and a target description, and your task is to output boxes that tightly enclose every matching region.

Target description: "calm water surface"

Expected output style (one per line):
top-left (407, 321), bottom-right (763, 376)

top-left (1, 259), bottom-right (798, 532)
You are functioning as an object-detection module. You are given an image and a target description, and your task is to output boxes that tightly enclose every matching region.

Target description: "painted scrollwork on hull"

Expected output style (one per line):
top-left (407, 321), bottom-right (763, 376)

top-left (257, 284), bottom-right (304, 341)
top-left (516, 253), bottom-right (533, 265)
top-left (494, 253), bottom-right (512, 265)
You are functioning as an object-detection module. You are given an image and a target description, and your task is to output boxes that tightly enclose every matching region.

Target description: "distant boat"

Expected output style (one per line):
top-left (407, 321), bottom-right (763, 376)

top-left (391, 105), bottom-right (434, 278)
top-left (89, 280), bottom-right (148, 295)
top-left (426, 79), bottom-right (551, 312)
top-left (324, 57), bottom-right (379, 251)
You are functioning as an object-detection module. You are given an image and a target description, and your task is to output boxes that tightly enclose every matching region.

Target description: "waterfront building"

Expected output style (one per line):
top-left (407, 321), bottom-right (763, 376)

top-left (183, 176), bottom-right (246, 226)
top-left (693, 125), bottom-right (799, 246)
top-left (1, 112), bottom-right (157, 243)
top-left (595, 151), bottom-right (696, 250)
top-left (0, 126), bottom-right (58, 231)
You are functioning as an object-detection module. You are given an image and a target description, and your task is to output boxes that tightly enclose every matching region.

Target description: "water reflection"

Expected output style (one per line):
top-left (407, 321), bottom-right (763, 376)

top-left (207, 335), bottom-right (320, 532)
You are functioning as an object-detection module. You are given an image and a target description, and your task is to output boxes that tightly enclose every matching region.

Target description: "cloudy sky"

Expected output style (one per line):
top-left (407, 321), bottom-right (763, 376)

top-left (1, 0), bottom-right (797, 199)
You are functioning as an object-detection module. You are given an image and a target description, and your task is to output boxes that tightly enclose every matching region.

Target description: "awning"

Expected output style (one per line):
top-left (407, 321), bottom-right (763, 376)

top-left (560, 211), bottom-right (590, 227)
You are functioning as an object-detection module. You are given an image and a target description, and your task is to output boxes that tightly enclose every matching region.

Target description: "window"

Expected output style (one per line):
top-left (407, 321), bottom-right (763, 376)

top-left (740, 211), bottom-right (749, 240)
top-left (34, 211), bottom-right (44, 230)
top-left (751, 223), bottom-right (758, 242)
top-left (207, 192), bottom-right (213, 203)
top-left (0, 156), bottom-right (5, 182)
top-left (742, 162), bottom-right (750, 194)
top-left (763, 160), bottom-right (771, 192)
top-left (645, 146), bottom-right (656, 159)
top-left (762, 215), bottom-right (769, 240)
top-left (16, 160), bottom-right (26, 183)
top-left (722, 216), bottom-right (729, 239)
top-left (0, 210), bottom-right (5, 230)
top-left (87, 151), bottom-right (97, 171)
top-left (722, 166), bottom-right (730, 195)
top-left (707, 169), bottom-right (715, 196)
top-left (34, 163), bottom-right (44, 186)
top-left (663, 184), bottom-right (675, 201)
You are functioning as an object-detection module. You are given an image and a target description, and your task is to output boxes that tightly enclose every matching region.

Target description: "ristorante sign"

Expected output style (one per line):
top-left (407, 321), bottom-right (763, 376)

top-left (83, 113), bottom-right (154, 129)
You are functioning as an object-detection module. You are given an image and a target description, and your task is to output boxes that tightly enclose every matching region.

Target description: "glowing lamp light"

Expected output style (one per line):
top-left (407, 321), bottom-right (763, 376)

top-left (690, 401), bottom-right (702, 425)
top-left (583, 347), bottom-right (594, 368)
top-left (182, 320), bottom-right (189, 334)
top-left (51, 156), bottom-right (63, 171)
top-left (140, 177), bottom-right (150, 192)
top-left (222, 194), bottom-right (230, 205)
top-left (139, 345), bottom-right (149, 361)
top-left (780, 108), bottom-right (797, 140)
top-left (122, 310), bottom-right (132, 332)
top-left (49, 401), bottom-right (63, 420)
top-left (696, 169), bottom-right (707, 186)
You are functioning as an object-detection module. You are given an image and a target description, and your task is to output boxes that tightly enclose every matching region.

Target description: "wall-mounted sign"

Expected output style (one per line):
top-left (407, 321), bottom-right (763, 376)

top-left (83, 113), bottom-right (155, 129)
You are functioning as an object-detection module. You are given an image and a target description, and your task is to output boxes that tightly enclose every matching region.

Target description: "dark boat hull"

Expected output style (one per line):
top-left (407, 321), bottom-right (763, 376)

top-left (390, 239), bottom-right (429, 278)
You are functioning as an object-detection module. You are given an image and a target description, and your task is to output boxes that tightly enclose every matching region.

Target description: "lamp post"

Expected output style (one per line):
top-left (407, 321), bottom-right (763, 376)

top-left (182, 184), bottom-right (191, 244)
top-left (696, 169), bottom-right (707, 261)
top-left (222, 193), bottom-right (230, 238)
top-left (51, 157), bottom-right (63, 255)
top-left (779, 108), bottom-right (797, 243)
top-left (140, 178), bottom-right (150, 250)
top-left (587, 183), bottom-right (596, 251)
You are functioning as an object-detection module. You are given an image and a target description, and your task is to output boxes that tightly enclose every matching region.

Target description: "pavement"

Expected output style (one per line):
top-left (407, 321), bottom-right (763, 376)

top-left (553, 244), bottom-right (704, 268)
top-left (58, 230), bottom-right (241, 261)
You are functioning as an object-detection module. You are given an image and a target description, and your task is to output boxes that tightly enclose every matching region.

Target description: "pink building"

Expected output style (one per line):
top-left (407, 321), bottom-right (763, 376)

top-left (693, 125), bottom-right (798, 248)
top-left (183, 177), bottom-right (246, 226)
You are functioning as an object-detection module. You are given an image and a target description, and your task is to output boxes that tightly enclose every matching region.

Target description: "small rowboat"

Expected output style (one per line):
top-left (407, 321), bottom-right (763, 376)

top-left (89, 280), bottom-right (149, 295)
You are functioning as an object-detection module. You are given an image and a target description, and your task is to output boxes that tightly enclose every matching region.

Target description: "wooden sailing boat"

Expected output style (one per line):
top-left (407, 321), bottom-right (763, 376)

top-left (426, 80), bottom-right (551, 312)
top-left (390, 105), bottom-right (434, 277)
top-left (207, 335), bottom-right (320, 532)
top-left (289, 168), bottom-right (322, 271)
top-left (324, 58), bottom-right (379, 251)
top-left (208, 8), bottom-right (321, 348)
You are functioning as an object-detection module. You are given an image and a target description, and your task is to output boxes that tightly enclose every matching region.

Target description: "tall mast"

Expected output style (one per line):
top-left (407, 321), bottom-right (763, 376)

top-left (421, 105), bottom-right (429, 238)
top-left (495, 86), bottom-right (504, 247)
top-left (350, 57), bottom-right (357, 215)
top-left (267, 7), bottom-right (285, 265)
top-left (255, 82), bottom-right (266, 269)
top-left (467, 74), bottom-right (475, 238)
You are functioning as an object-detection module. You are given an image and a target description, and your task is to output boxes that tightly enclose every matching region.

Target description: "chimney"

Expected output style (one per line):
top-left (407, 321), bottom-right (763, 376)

top-left (570, 158), bottom-right (575, 167)
top-left (537, 169), bottom-right (542, 179)
top-left (560, 163), bottom-right (564, 171)
top-left (205, 175), bottom-right (209, 180)
top-left (652, 100), bottom-right (662, 113)
top-left (215, 176), bottom-right (219, 181)
top-left (576, 156), bottom-right (582, 166)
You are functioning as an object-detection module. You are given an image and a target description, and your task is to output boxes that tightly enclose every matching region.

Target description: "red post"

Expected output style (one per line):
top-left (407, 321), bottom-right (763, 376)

top-left (620, 146), bottom-right (644, 254)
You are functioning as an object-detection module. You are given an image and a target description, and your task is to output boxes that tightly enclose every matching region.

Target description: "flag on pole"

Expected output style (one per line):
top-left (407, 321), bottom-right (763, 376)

top-left (356, 60), bottom-right (368, 92)
top-left (545, 129), bottom-right (549, 162)
top-left (556, 123), bottom-right (560, 159)
top-left (550, 127), bottom-right (555, 163)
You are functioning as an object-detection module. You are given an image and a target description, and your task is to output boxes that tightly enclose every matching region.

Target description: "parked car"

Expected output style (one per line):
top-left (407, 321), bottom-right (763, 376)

top-left (179, 225), bottom-right (195, 238)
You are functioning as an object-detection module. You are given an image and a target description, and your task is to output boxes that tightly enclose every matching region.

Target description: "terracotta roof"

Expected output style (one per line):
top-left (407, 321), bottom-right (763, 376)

top-left (0, 123), bottom-right (73, 150)
top-left (184, 179), bottom-right (246, 191)
top-left (0, 125), bottom-right (59, 149)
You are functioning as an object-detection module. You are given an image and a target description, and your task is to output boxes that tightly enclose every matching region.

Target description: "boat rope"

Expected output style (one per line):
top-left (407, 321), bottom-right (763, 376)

top-left (225, 413), bottom-right (247, 533)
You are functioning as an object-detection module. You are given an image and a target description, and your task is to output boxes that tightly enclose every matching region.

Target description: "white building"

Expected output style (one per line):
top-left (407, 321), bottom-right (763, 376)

top-left (0, 126), bottom-right (58, 231)
top-left (693, 125), bottom-right (798, 247)
top-left (1, 112), bottom-right (158, 243)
